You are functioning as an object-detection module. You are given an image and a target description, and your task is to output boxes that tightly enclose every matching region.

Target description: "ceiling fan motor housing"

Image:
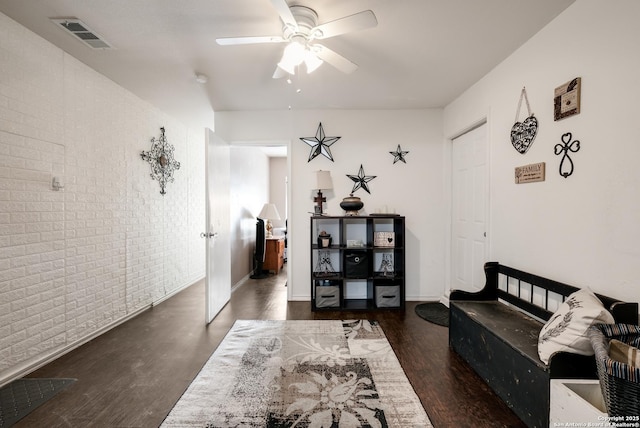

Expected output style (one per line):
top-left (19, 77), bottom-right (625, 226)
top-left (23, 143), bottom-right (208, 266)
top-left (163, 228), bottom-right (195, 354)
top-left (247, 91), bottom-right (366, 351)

top-left (283, 5), bottom-right (320, 41)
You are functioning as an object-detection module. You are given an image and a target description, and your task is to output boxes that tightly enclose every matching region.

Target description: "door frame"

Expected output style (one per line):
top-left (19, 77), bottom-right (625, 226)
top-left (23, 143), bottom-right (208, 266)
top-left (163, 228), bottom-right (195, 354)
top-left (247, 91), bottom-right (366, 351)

top-left (444, 117), bottom-right (491, 302)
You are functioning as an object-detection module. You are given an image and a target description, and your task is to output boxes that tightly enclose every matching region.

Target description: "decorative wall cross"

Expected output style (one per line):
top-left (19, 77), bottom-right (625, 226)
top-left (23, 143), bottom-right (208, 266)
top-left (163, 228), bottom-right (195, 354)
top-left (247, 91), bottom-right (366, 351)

top-left (554, 132), bottom-right (580, 178)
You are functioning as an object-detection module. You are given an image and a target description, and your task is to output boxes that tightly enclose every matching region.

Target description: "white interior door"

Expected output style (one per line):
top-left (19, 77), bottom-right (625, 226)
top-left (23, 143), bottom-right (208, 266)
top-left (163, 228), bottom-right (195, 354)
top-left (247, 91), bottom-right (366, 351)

top-left (451, 123), bottom-right (488, 293)
top-left (204, 129), bottom-right (231, 323)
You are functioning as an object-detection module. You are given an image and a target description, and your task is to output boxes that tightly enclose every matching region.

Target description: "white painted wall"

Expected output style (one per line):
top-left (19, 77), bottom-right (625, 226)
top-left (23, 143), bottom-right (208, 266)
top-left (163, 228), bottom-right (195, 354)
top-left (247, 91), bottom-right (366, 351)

top-left (269, 156), bottom-right (287, 232)
top-left (216, 109), bottom-right (446, 302)
top-left (229, 147), bottom-right (270, 285)
top-left (0, 12), bottom-right (205, 385)
top-left (443, 0), bottom-right (640, 303)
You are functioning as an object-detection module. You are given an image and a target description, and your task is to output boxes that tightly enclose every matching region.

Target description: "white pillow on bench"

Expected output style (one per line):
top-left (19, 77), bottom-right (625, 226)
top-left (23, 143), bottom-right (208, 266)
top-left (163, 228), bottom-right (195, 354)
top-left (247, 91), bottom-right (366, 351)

top-left (538, 288), bottom-right (614, 364)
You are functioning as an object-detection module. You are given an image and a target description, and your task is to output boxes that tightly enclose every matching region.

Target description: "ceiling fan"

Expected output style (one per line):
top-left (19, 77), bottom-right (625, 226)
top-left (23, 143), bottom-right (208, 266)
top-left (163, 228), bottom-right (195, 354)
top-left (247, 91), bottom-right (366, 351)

top-left (216, 0), bottom-right (377, 78)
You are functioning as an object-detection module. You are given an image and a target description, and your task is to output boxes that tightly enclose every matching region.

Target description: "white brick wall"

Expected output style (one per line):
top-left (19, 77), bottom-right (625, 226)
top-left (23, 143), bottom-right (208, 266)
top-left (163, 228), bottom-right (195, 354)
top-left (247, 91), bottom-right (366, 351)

top-left (0, 12), bottom-right (206, 383)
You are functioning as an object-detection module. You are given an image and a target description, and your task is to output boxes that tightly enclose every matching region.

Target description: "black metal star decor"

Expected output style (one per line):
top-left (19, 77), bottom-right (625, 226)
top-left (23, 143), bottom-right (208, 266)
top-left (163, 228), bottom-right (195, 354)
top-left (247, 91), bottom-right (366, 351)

top-left (300, 122), bottom-right (341, 162)
top-left (390, 144), bottom-right (409, 164)
top-left (347, 164), bottom-right (377, 194)
top-left (141, 127), bottom-right (181, 195)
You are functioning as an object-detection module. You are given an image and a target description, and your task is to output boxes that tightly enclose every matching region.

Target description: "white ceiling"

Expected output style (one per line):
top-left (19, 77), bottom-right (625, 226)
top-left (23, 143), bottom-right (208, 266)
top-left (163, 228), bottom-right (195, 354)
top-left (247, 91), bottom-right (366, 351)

top-left (0, 0), bottom-right (574, 133)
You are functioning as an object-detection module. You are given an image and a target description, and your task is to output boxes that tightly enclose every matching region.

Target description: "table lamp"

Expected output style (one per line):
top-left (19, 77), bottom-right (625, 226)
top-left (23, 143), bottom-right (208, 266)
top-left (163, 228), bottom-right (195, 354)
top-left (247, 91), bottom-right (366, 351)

top-left (314, 170), bottom-right (333, 215)
top-left (258, 203), bottom-right (281, 238)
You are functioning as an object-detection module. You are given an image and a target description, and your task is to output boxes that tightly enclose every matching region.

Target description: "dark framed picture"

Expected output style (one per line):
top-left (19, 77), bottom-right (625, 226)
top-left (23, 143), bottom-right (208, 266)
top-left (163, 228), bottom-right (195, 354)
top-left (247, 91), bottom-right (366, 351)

top-left (554, 77), bottom-right (581, 121)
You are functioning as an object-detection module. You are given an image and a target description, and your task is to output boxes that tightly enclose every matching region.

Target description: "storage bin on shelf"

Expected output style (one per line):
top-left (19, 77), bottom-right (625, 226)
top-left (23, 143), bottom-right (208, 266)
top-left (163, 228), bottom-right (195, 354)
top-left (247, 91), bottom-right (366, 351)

top-left (588, 323), bottom-right (640, 417)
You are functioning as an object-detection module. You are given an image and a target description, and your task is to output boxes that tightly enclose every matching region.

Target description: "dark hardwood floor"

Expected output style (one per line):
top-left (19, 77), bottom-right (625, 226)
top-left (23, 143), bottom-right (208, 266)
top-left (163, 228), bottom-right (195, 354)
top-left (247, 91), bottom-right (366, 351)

top-left (16, 266), bottom-right (525, 427)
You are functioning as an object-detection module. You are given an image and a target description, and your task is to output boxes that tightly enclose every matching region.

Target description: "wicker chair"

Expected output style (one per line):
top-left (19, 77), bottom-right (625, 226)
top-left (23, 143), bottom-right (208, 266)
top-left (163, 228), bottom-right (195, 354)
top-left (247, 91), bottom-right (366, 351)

top-left (588, 323), bottom-right (640, 417)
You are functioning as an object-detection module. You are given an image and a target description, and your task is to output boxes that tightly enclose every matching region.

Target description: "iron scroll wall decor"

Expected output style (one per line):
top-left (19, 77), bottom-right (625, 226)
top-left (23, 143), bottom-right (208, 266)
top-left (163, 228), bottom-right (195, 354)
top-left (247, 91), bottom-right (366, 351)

top-left (554, 132), bottom-right (580, 178)
top-left (141, 127), bottom-right (181, 195)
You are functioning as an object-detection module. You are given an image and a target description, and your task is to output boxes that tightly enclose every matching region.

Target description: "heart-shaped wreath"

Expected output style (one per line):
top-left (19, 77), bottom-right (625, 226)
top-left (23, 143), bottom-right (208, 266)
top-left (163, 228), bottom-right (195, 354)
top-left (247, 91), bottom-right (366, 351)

top-left (511, 115), bottom-right (538, 154)
top-left (510, 87), bottom-right (538, 154)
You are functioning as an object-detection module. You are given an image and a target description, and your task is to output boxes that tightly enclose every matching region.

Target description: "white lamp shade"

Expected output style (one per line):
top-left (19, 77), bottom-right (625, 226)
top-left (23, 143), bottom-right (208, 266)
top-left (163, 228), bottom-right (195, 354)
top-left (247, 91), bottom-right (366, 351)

top-left (258, 203), bottom-right (281, 220)
top-left (316, 170), bottom-right (333, 190)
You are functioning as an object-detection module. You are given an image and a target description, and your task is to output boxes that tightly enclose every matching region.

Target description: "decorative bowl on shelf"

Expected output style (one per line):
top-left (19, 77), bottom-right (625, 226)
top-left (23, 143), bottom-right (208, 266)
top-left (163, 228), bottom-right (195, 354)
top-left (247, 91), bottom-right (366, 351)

top-left (340, 194), bottom-right (364, 216)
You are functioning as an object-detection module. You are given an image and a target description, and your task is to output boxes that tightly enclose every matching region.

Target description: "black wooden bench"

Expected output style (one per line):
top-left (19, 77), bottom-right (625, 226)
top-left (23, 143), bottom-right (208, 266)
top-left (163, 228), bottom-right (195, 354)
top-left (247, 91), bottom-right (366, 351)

top-left (449, 262), bottom-right (638, 428)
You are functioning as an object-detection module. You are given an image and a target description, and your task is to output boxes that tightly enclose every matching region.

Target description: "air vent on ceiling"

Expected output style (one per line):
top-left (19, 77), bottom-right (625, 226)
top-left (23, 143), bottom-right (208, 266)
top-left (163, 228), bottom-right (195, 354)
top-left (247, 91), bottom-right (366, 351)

top-left (50, 18), bottom-right (113, 49)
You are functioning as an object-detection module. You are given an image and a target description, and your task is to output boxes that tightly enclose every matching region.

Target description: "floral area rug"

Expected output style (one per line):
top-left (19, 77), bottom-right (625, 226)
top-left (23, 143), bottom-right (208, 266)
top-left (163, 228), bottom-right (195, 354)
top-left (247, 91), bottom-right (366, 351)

top-left (161, 320), bottom-right (432, 427)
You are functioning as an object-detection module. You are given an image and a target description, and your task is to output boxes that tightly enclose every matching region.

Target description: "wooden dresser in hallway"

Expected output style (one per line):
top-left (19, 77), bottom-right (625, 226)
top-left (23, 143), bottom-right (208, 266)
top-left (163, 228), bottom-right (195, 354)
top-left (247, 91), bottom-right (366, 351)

top-left (264, 237), bottom-right (285, 272)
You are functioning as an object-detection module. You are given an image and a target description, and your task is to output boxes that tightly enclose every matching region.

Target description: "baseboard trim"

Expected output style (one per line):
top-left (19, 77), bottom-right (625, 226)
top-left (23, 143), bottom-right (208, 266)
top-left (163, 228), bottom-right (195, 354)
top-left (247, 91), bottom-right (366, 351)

top-left (152, 276), bottom-right (204, 306)
top-left (0, 305), bottom-right (150, 388)
top-left (231, 272), bottom-right (252, 293)
top-left (0, 277), bottom-right (204, 389)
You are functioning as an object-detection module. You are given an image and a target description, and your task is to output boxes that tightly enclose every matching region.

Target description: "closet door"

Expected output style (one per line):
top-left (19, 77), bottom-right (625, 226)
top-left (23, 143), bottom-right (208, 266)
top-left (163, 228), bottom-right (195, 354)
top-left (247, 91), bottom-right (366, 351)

top-left (451, 123), bottom-right (488, 293)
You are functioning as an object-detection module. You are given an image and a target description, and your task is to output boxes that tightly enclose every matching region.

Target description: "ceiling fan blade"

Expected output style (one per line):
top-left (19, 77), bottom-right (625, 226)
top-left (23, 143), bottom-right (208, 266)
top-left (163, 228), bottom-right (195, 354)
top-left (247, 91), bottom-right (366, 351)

top-left (312, 10), bottom-right (377, 39)
top-left (269, 0), bottom-right (298, 31)
top-left (313, 44), bottom-right (358, 74)
top-left (216, 35), bottom-right (285, 46)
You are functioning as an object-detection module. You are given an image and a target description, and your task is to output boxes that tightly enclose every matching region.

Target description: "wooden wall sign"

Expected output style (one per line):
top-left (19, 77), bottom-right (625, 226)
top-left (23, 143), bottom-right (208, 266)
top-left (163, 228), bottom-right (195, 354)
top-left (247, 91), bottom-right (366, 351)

top-left (515, 162), bottom-right (545, 184)
top-left (554, 77), bottom-right (581, 121)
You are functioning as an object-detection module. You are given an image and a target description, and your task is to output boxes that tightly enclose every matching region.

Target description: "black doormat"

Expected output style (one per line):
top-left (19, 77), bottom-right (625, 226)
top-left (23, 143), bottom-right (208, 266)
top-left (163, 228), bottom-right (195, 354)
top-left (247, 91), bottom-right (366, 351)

top-left (0, 378), bottom-right (75, 427)
top-left (415, 302), bottom-right (449, 327)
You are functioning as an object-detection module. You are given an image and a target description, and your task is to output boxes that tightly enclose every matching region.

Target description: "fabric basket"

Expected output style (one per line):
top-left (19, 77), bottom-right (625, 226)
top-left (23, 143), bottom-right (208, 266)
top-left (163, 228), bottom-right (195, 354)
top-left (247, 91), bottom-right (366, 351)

top-left (344, 251), bottom-right (369, 278)
top-left (587, 323), bottom-right (640, 417)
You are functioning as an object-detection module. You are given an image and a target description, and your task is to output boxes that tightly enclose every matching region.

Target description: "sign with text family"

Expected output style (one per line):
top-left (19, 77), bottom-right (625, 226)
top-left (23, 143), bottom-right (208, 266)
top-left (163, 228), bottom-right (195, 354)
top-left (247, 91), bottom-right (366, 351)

top-left (515, 162), bottom-right (545, 184)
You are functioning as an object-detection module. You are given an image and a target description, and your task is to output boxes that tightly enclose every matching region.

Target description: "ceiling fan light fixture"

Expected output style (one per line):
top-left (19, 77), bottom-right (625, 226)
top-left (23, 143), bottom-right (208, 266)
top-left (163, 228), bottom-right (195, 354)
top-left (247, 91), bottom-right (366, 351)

top-left (277, 40), bottom-right (305, 75)
top-left (277, 56), bottom-right (297, 75)
top-left (278, 39), bottom-right (323, 75)
top-left (304, 50), bottom-right (323, 74)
